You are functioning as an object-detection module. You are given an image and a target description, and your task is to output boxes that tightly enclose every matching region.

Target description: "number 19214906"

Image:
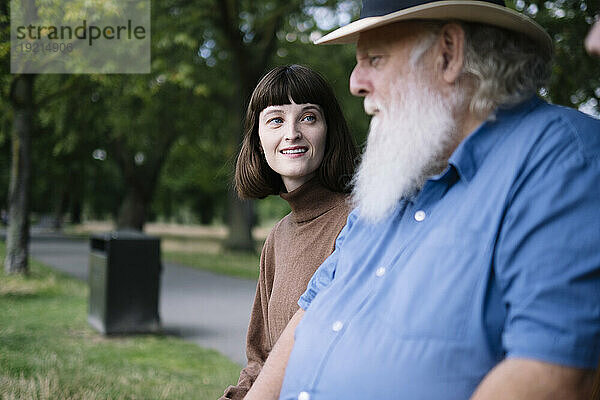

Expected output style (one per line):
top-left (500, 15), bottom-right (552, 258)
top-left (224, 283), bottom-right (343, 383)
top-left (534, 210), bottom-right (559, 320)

top-left (17, 42), bottom-right (73, 54)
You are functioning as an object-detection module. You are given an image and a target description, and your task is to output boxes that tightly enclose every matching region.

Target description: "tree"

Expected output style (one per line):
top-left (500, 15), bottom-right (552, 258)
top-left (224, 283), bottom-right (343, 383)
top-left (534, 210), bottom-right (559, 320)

top-left (4, 74), bottom-right (34, 274)
top-left (109, 81), bottom-right (192, 230)
top-left (2, 0), bottom-right (36, 274)
top-left (33, 75), bottom-right (113, 228)
top-left (2, 0), bottom-right (91, 272)
top-left (81, 0), bottom-right (216, 231)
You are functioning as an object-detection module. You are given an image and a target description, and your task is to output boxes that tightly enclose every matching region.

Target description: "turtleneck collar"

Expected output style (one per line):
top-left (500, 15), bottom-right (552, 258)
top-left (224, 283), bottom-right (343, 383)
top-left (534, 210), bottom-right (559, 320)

top-left (279, 177), bottom-right (348, 224)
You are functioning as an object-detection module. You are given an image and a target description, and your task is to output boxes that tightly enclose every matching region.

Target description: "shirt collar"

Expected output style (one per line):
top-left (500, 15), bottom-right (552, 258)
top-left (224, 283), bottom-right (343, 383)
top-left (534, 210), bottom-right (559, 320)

top-left (280, 176), bottom-right (347, 224)
top-left (449, 96), bottom-right (543, 183)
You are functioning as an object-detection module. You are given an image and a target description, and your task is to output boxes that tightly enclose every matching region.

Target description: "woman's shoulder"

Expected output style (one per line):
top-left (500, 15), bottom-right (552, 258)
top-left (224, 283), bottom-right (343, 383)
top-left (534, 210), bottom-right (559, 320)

top-left (327, 192), bottom-right (353, 220)
top-left (264, 211), bottom-right (293, 242)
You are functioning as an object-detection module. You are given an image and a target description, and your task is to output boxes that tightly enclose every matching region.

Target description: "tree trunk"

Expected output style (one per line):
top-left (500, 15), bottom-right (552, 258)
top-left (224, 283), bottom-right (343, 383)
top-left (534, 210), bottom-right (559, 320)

top-left (52, 187), bottom-right (69, 231)
top-left (116, 186), bottom-right (147, 231)
top-left (224, 60), bottom-right (261, 252)
top-left (113, 147), bottom-right (171, 232)
top-left (71, 198), bottom-right (82, 224)
top-left (216, 0), bottom-right (258, 252)
top-left (224, 111), bottom-right (257, 252)
top-left (224, 188), bottom-right (255, 252)
top-left (224, 81), bottom-right (256, 252)
top-left (5, 75), bottom-right (34, 275)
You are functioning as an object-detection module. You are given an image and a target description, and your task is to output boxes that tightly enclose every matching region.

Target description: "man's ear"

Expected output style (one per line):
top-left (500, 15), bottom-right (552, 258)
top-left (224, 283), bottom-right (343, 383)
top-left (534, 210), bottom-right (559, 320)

top-left (435, 23), bottom-right (465, 84)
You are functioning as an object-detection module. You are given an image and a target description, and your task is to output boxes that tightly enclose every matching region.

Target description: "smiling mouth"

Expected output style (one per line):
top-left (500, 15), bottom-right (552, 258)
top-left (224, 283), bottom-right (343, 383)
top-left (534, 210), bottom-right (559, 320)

top-left (281, 147), bottom-right (308, 155)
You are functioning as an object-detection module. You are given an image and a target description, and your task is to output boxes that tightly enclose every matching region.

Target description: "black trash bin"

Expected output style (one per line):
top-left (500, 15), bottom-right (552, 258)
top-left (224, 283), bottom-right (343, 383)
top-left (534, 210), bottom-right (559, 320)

top-left (88, 231), bottom-right (161, 335)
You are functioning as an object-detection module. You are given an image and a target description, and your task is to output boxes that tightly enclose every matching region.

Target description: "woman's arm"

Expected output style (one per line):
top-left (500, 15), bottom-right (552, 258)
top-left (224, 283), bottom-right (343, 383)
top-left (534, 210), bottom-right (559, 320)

top-left (219, 287), bottom-right (270, 400)
top-left (220, 234), bottom-right (276, 400)
top-left (244, 308), bottom-right (305, 400)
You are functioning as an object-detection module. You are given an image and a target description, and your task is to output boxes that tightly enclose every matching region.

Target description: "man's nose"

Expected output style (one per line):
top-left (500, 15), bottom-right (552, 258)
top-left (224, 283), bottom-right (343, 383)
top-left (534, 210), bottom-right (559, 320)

top-left (350, 64), bottom-right (370, 97)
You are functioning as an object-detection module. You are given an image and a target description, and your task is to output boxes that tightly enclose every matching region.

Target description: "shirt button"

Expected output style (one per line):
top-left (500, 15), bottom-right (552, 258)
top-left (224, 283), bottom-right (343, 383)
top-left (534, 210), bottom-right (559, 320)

top-left (332, 320), bottom-right (344, 332)
top-left (298, 391), bottom-right (310, 400)
top-left (376, 267), bottom-right (386, 277)
top-left (414, 210), bottom-right (426, 222)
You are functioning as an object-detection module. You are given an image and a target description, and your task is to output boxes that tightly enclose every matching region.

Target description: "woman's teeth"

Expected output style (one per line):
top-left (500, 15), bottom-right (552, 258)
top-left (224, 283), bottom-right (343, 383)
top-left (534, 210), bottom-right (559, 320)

top-left (282, 148), bottom-right (307, 154)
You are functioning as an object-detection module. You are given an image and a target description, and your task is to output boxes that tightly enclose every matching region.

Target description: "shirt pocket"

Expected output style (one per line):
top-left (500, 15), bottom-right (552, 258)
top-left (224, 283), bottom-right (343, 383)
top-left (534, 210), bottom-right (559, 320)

top-left (374, 226), bottom-right (487, 342)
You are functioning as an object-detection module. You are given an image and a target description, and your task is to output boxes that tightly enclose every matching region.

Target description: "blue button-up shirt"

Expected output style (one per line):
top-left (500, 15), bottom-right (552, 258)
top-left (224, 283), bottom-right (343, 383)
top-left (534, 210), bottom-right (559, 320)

top-left (279, 97), bottom-right (600, 400)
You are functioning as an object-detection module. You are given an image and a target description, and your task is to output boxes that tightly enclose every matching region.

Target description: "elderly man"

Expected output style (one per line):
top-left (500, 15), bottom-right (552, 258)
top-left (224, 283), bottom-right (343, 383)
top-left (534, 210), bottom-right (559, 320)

top-left (245, 1), bottom-right (600, 399)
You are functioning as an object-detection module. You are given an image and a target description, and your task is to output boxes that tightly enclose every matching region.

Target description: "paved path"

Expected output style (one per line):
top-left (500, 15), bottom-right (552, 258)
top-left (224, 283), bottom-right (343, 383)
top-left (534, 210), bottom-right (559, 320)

top-left (26, 231), bottom-right (256, 365)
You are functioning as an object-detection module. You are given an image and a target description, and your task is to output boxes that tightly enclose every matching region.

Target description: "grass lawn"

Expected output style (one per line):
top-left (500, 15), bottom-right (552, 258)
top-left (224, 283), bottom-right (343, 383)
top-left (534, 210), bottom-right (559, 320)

top-left (162, 250), bottom-right (260, 280)
top-left (0, 243), bottom-right (242, 400)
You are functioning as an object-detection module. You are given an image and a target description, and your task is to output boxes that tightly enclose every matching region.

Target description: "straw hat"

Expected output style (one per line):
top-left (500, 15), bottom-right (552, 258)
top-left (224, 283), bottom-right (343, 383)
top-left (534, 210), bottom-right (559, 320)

top-left (314, 0), bottom-right (552, 52)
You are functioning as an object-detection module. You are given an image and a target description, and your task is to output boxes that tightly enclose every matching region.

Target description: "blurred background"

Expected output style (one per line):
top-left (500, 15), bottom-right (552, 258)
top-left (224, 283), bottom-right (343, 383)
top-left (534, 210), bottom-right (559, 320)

top-left (1, 0), bottom-right (599, 256)
top-left (0, 0), bottom-right (599, 399)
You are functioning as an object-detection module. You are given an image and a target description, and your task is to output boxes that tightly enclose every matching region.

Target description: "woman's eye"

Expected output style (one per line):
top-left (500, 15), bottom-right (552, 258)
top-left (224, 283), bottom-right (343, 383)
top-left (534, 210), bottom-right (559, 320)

top-left (268, 117), bottom-right (283, 125)
top-left (302, 114), bottom-right (316, 122)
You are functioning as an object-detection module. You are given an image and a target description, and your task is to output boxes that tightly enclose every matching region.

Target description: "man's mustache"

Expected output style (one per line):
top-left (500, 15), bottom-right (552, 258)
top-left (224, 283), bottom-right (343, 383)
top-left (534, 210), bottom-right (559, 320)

top-left (364, 98), bottom-right (380, 116)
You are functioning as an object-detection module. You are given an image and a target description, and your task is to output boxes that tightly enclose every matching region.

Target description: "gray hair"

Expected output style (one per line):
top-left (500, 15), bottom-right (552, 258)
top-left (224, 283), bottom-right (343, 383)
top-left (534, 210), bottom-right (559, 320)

top-left (411, 21), bottom-right (553, 118)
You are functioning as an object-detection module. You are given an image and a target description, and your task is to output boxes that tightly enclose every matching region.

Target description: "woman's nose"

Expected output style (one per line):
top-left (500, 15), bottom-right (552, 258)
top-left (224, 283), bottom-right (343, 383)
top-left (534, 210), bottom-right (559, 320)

top-left (284, 122), bottom-right (302, 140)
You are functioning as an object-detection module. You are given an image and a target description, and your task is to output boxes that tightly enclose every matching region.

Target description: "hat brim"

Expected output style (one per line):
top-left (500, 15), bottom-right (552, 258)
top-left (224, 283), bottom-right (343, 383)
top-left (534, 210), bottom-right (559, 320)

top-left (314, 0), bottom-right (552, 53)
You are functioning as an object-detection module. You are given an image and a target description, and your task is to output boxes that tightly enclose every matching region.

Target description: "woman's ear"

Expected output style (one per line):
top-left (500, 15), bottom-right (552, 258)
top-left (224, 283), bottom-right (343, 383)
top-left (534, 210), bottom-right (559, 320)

top-left (434, 23), bottom-right (465, 84)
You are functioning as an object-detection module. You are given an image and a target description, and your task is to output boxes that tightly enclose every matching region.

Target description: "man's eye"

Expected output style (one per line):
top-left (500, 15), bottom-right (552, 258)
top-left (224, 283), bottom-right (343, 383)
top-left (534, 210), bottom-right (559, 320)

top-left (369, 55), bottom-right (382, 66)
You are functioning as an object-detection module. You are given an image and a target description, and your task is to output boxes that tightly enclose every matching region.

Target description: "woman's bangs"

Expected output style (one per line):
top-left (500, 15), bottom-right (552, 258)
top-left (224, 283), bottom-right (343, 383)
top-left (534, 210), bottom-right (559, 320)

top-left (255, 70), bottom-right (323, 112)
top-left (286, 73), bottom-right (323, 107)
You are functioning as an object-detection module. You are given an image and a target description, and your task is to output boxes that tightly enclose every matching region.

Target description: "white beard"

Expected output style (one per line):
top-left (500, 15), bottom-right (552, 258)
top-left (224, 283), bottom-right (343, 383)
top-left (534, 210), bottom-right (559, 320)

top-left (351, 72), bottom-right (462, 223)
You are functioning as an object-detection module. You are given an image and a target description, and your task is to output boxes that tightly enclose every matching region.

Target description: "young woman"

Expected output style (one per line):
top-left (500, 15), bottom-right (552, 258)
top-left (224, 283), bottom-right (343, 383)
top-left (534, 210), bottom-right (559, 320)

top-left (220, 65), bottom-right (357, 400)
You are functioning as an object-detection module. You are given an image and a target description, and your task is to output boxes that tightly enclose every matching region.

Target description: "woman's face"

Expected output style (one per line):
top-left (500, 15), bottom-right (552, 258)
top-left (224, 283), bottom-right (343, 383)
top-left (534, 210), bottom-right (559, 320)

top-left (258, 102), bottom-right (327, 192)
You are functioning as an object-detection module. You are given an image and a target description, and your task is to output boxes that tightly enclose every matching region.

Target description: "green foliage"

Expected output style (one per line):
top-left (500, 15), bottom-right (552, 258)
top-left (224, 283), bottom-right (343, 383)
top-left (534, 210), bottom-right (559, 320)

top-left (507, 0), bottom-right (599, 114)
top-left (1, 0), bottom-right (598, 227)
top-left (0, 242), bottom-right (242, 399)
top-left (153, 111), bottom-right (233, 224)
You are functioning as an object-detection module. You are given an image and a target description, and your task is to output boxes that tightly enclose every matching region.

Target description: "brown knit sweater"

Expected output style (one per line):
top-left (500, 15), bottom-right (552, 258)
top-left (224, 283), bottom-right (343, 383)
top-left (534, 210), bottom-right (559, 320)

top-left (220, 178), bottom-right (351, 400)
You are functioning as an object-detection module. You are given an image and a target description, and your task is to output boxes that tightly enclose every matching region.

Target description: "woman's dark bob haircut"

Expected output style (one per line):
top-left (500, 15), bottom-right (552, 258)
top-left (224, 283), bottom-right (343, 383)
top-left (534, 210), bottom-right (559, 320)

top-left (235, 64), bottom-right (357, 199)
